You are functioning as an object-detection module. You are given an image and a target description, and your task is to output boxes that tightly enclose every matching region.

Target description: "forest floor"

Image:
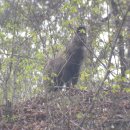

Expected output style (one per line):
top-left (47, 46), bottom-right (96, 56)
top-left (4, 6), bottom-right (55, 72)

top-left (0, 89), bottom-right (130, 130)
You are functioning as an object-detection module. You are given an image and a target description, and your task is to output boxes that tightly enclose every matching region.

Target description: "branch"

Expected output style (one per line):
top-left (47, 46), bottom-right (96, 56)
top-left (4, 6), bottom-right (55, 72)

top-left (78, 7), bottom-right (129, 130)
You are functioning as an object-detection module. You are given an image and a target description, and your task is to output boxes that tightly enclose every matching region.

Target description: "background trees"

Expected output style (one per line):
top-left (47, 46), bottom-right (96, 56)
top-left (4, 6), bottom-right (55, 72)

top-left (0, 0), bottom-right (129, 103)
top-left (0, 0), bottom-right (130, 129)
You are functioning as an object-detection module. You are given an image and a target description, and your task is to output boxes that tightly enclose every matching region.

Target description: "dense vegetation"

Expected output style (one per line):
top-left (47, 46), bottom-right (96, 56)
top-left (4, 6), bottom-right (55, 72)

top-left (0, 0), bottom-right (130, 129)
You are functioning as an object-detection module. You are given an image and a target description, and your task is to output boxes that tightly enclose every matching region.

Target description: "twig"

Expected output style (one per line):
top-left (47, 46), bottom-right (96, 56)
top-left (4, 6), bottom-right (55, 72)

top-left (78, 7), bottom-right (129, 130)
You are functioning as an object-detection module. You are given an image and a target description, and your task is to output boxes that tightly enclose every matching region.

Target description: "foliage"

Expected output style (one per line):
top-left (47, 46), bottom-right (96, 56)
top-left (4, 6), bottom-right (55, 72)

top-left (0, 0), bottom-right (129, 102)
top-left (0, 0), bottom-right (130, 129)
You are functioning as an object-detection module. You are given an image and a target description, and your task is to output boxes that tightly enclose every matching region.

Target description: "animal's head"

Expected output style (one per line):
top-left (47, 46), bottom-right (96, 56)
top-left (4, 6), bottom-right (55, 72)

top-left (76, 26), bottom-right (86, 36)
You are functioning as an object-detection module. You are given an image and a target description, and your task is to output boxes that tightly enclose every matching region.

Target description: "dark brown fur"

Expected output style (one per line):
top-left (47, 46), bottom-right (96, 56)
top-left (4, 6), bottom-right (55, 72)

top-left (45, 26), bottom-right (86, 92)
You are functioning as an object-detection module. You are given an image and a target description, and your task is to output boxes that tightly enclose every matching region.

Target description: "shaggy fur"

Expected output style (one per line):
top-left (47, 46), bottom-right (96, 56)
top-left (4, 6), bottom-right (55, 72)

top-left (45, 26), bottom-right (86, 91)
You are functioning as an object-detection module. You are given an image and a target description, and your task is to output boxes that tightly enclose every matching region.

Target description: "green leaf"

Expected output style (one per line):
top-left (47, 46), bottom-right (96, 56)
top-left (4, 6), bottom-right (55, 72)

top-left (76, 112), bottom-right (83, 119)
top-left (112, 85), bottom-right (120, 92)
top-left (124, 88), bottom-right (130, 93)
top-left (79, 86), bottom-right (87, 91)
top-left (70, 6), bottom-right (77, 13)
